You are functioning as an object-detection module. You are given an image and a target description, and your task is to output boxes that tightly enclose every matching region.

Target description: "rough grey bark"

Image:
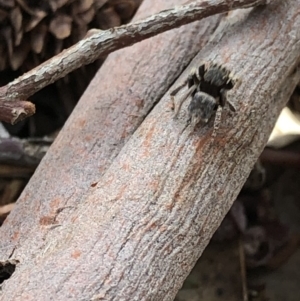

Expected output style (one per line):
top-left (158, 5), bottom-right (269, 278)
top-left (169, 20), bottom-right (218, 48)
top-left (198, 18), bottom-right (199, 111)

top-left (0, 0), bottom-right (300, 300)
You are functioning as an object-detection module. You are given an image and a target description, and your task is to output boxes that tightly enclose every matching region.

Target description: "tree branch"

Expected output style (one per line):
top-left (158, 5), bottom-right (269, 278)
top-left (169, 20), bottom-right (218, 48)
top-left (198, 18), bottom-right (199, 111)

top-left (0, 0), bottom-right (271, 124)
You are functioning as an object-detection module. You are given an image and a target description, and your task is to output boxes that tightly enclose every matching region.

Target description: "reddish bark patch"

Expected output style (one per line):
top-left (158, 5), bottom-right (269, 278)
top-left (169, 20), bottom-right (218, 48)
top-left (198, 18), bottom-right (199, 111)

top-left (77, 118), bottom-right (86, 128)
top-left (12, 231), bottom-right (19, 241)
top-left (71, 250), bottom-right (81, 259)
top-left (116, 185), bottom-right (127, 200)
top-left (142, 124), bottom-right (156, 149)
top-left (134, 98), bottom-right (144, 109)
top-left (121, 162), bottom-right (131, 171)
top-left (148, 179), bottom-right (159, 192)
top-left (71, 215), bottom-right (78, 223)
top-left (39, 216), bottom-right (57, 226)
top-left (50, 198), bottom-right (61, 212)
top-left (85, 135), bottom-right (93, 142)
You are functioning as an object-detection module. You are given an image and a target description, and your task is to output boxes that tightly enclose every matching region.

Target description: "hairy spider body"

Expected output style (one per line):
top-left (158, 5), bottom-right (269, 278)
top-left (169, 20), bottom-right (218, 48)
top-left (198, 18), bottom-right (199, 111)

top-left (171, 63), bottom-right (236, 128)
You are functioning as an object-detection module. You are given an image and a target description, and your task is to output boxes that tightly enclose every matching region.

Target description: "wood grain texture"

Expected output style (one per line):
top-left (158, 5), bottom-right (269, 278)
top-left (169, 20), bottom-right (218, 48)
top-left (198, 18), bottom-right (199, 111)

top-left (1, 1), bottom-right (300, 300)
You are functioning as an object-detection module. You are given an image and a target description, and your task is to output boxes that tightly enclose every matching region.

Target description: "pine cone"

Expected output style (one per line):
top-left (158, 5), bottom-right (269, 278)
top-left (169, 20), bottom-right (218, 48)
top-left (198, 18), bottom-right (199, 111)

top-left (0, 0), bottom-right (143, 72)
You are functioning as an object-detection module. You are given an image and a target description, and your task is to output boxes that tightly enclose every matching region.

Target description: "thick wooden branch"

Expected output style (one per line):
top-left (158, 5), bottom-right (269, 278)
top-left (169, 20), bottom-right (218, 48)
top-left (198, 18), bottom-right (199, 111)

top-left (0, 0), bottom-right (299, 300)
top-left (0, 0), bottom-right (270, 124)
top-left (0, 0), bottom-right (221, 298)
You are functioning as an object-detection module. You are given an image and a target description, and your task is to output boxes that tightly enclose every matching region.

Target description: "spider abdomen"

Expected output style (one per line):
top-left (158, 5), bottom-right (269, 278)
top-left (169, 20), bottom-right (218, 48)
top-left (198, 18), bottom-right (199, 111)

top-left (188, 92), bottom-right (217, 126)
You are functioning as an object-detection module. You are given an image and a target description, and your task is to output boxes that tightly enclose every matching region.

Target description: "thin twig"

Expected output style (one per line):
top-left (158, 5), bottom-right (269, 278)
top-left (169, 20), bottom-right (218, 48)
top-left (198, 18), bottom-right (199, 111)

top-left (260, 147), bottom-right (300, 168)
top-left (239, 238), bottom-right (249, 301)
top-left (0, 0), bottom-right (271, 124)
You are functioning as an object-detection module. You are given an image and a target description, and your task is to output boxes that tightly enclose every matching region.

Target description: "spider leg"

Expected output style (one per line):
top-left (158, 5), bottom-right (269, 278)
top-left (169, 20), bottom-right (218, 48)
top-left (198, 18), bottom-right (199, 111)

top-left (170, 78), bottom-right (189, 97)
top-left (170, 78), bottom-right (189, 113)
top-left (220, 89), bottom-right (236, 112)
top-left (227, 100), bottom-right (236, 112)
top-left (173, 85), bottom-right (196, 118)
top-left (212, 105), bottom-right (222, 138)
top-left (198, 64), bottom-right (205, 78)
top-left (219, 89), bottom-right (226, 107)
top-left (170, 67), bottom-right (198, 99)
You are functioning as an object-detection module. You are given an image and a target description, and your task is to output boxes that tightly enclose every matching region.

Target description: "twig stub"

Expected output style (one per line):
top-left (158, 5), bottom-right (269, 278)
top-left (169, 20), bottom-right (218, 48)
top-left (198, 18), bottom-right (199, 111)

top-left (0, 100), bottom-right (35, 125)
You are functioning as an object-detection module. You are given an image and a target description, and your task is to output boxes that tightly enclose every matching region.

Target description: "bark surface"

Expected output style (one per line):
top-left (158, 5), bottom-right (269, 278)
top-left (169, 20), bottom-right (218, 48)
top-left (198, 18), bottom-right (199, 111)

top-left (0, 0), bottom-right (300, 300)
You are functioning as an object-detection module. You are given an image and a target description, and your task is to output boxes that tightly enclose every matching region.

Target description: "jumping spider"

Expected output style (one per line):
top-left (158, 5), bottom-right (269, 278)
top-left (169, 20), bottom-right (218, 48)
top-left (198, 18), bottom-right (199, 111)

top-left (171, 63), bottom-right (236, 128)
